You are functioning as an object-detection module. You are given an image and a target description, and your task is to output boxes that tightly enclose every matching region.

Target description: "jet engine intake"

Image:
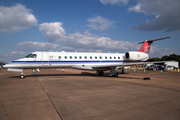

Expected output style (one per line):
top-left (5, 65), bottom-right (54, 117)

top-left (125, 51), bottom-right (148, 61)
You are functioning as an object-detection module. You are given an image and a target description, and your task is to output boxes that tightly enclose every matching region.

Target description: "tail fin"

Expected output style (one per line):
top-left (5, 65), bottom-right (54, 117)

top-left (137, 36), bottom-right (170, 54)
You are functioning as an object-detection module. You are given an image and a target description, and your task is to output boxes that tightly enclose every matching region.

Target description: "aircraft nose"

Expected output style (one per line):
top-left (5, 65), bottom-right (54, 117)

top-left (3, 64), bottom-right (11, 68)
top-left (3, 64), bottom-right (8, 68)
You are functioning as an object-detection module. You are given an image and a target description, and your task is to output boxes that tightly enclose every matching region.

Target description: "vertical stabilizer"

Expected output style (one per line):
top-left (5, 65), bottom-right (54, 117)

top-left (138, 40), bottom-right (153, 53)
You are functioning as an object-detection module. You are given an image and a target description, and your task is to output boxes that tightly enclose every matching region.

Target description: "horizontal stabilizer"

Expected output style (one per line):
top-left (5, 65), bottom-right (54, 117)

top-left (137, 36), bottom-right (171, 44)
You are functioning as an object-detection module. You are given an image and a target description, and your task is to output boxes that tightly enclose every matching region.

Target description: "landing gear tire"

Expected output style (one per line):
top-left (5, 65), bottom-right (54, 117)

top-left (20, 75), bottom-right (25, 79)
top-left (112, 72), bottom-right (118, 77)
top-left (99, 71), bottom-right (104, 76)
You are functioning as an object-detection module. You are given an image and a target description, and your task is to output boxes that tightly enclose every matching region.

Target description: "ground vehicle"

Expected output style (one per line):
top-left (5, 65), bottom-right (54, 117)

top-left (158, 65), bottom-right (165, 70)
top-left (165, 66), bottom-right (178, 70)
top-left (146, 65), bottom-right (156, 70)
top-left (164, 61), bottom-right (179, 68)
top-left (146, 64), bottom-right (165, 70)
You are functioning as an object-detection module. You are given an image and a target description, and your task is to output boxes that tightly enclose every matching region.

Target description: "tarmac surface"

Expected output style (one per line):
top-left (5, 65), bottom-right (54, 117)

top-left (0, 68), bottom-right (180, 120)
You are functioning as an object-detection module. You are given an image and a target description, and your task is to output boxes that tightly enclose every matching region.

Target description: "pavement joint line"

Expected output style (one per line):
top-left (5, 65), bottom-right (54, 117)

top-left (0, 100), bottom-right (10, 120)
top-left (37, 77), bottom-right (63, 120)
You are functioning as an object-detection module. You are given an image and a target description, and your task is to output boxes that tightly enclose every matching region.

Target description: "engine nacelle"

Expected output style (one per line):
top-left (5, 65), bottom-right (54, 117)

top-left (125, 51), bottom-right (149, 61)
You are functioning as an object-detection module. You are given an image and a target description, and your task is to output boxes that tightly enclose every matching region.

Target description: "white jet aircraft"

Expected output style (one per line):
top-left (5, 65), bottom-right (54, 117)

top-left (4, 37), bottom-right (170, 78)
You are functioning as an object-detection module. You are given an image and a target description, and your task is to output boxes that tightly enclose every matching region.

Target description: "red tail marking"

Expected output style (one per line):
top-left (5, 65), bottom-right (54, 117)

top-left (138, 41), bottom-right (153, 53)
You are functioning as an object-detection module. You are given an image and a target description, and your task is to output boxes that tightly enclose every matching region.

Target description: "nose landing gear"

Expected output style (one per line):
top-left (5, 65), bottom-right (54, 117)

top-left (20, 72), bottom-right (25, 79)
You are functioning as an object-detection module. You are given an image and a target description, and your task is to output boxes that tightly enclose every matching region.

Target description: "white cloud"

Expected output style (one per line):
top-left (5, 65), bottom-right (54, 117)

top-left (128, 3), bottom-right (141, 12)
top-left (0, 52), bottom-right (25, 62)
top-left (39, 22), bottom-right (140, 52)
top-left (39, 22), bottom-right (66, 42)
top-left (2, 54), bottom-right (8, 57)
top-left (86, 16), bottom-right (114, 31)
top-left (100, 0), bottom-right (129, 5)
top-left (11, 51), bottom-right (25, 55)
top-left (84, 29), bottom-right (92, 36)
top-left (0, 4), bottom-right (38, 33)
top-left (128, 0), bottom-right (180, 32)
top-left (60, 46), bottom-right (103, 53)
top-left (149, 45), bottom-right (180, 57)
top-left (17, 41), bottom-right (60, 51)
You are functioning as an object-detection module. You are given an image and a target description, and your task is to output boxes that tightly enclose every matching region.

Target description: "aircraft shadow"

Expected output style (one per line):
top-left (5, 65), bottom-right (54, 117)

top-left (10, 72), bottom-right (142, 80)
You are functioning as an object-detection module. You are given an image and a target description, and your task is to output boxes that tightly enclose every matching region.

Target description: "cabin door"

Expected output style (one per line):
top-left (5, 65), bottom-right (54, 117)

top-left (42, 52), bottom-right (50, 66)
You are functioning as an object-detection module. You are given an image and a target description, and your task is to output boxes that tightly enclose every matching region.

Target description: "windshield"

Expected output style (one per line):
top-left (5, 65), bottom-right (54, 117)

top-left (24, 54), bottom-right (37, 58)
top-left (30, 54), bottom-right (37, 58)
top-left (24, 54), bottom-right (32, 58)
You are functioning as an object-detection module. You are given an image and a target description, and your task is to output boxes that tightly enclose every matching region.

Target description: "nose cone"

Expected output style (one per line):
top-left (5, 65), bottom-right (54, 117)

top-left (3, 64), bottom-right (9, 68)
top-left (3, 62), bottom-right (14, 68)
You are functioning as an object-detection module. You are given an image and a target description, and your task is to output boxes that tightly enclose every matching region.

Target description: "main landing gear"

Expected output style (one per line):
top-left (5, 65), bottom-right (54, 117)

top-left (97, 70), bottom-right (104, 76)
top-left (111, 67), bottom-right (119, 77)
top-left (97, 67), bottom-right (119, 77)
top-left (112, 72), bottom-right (118, 77)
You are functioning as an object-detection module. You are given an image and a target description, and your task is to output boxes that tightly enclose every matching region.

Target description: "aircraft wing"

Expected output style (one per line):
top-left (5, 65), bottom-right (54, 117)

top-left (92, 61), bottom-right (164, 69)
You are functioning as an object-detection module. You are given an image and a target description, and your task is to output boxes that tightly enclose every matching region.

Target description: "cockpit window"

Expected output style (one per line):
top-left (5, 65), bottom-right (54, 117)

top-left (24, 54), bottom-right (37, 58)
top-left (30, 54), bottom-right (37, 58)
top-left (24, 54), bottom-right (32, 58)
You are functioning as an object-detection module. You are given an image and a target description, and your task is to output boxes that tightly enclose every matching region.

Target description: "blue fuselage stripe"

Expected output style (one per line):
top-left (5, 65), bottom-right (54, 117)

top-left (9, 60), bottom-right (144, 64)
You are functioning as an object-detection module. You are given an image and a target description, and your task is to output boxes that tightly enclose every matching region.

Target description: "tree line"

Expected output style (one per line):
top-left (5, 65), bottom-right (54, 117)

top-left (147, 54), bottom-right (180, 66)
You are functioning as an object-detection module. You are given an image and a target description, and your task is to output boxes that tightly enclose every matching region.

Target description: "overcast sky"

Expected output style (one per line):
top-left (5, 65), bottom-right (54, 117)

top-left (0, 0), bottom-right (180, 62)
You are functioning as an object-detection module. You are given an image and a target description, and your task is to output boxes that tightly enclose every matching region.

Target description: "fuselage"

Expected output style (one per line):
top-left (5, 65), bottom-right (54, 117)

top-left (4, 51), bottom-right (148, 70)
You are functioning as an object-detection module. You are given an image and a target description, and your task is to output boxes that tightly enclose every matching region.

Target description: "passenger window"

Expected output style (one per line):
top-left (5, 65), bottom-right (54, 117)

top-left (85, 56), bottom-right (87, 59)
top-left (59, 56), bottom-right (61, 59)
top-left (75, 56), bottom-right (77, 59)
top-left (90, 56), bottom-right (92, 59)
top-left (105, 57), bottom-right (107, 59)
top-left (118, 57), bottom-right (120, 59)
top-left (100, 56), bottom-right (102, 59)
top-left (30, 54), bottom-right (37, 58)
top-left (79, 56), bottom-right (82, 59)
top-left (110, 57), bottom-right (112, 59)
top-left (70, 56), bottom-right (72, 59)
top-left (95, 56), bottom-right (97, 59)
top-left (114, 57), bottom-right (116, 59)
top-left (65, 56), bottom-right (67, 59)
